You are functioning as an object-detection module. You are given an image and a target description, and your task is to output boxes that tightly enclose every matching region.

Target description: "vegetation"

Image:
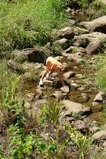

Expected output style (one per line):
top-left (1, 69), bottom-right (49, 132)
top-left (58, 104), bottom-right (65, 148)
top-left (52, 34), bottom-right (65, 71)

top-left (0, 0), bottom-right (106, 158)
top-left (0, 0), bottom-right (67, 57)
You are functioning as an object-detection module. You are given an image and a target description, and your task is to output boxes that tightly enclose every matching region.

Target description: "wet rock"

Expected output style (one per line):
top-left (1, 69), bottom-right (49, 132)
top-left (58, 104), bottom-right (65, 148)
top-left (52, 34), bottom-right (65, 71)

top-left (62, 100), bottom-right (90, 114)
top-left (7, 59), bottom-right (24, 73)
top-left (94, 91), bottom-right (104, 102)
top-left (63, 71), bottom-right (75, 79)
top-left (58, 27), bottom-right (75, 39)
top-left (11, 48), bottom-right (46, 63)
top-left (80, 16), bottom-right (106, 33)
top-left (91, 131), bottom-right (106, 141)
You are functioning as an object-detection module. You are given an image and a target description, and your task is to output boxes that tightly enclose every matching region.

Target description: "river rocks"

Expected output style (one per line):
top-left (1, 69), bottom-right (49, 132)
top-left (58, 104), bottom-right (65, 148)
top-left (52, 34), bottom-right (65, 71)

top-left (54, 38), bottom-right (68, 45)
top-left (70, 83), bottom-right (78, 90)
top-left (53, 91), bottom-right (67, 100)
top-left (60, 86), bottom-right (70, 93)
top-left (58, 27), bottom-right (75, 39)
top-left (80, 16), bottom-right (106, 33)
top-left (62, 100), bottom-right (90, 114)
top-left (63, 71), bottom-right (75, 79)
top-left (73, 32), bottom-right (106, 54)
top-left (91, 130), bottom-right (106, 141)
top-left (94, 91), bottom-right (104, 102)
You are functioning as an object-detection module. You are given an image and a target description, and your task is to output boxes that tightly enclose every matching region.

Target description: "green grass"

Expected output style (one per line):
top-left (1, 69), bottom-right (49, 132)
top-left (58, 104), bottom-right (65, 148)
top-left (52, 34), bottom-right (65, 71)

top-left (95, 56), bottom-right (106, 94)
top-left (0, 0), bottom-right (68, 56)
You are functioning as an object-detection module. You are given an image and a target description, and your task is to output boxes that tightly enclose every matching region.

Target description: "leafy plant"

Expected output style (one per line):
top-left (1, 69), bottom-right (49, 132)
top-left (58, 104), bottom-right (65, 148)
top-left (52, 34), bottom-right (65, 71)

top-left (8, 124), bottom-right (35, 159)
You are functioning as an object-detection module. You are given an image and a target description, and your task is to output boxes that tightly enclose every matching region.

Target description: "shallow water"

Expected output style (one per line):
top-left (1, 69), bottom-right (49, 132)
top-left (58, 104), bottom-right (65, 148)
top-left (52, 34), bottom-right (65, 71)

top-left (20, 55), bottom-right (103, 121)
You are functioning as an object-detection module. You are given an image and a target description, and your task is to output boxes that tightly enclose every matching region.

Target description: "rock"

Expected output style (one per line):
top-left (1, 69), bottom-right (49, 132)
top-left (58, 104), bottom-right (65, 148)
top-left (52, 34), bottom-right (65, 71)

top-left (94, 91), bottom-right (104, 102)
top-left (60, 86), bottom-right (69, 93)
top-left (103, 141), bottom-right (106, 147)
top-left (33, 99), bottom-right (48, 109)
top-left (58, 27), bottom-right (75, 39)
top-left (11, 48), bottom-right (47, 63)
top-left (104, 123), bottom-right (106, 131)
top-left (25, 93), bottom-right (36, 102)
top-left (63, 71), bottom-right (75, 79)
top-left (92, 131), bottom-right (106, 141)
top-left (73, 32), bottom-right (106, 54)
top-left (80, 16), bottom-right (106, 33)
top-left (58, 129), bottom-right (70, 143)
top-left (72, 120), bottom-right (88, 132)
top-left (54, 38), bottom-right (68, 45)
top-left (7, 59), bottom-right (24, 73)
top-left (75, 74), bottom-right (83, 79)
top-left (36, 87), bottom-right (43, 96)
top-left (92, 102), bottom-right (99, 106)
top-left (86, 40), bottom-right (102, 54)
top-left (28, 107), bottom-right (40, 119)
top-left (62, 52), bottom-right (82, 62)
top-left (53, 91), bottom-right (67, 100)
top-left (43, 78), bottom-right (54, 87)
top-left (24, 102), bottom-right (31, 109)
top-left (23, 63), bottom-right (42, 72)
top-left (64, 46), bottom-right (86, 54)
top-left (70, 83), bottom-right (78, 90)
top-left (64, 140), bottom-right (78, 159)
top-left (62, 100), bottom-right (90, 114)
top-left (89, 126), bottom-right (100, 134)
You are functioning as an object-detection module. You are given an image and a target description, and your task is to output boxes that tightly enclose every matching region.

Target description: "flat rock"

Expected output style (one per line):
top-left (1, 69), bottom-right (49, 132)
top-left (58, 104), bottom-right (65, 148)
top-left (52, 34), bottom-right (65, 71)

top-left (60, 86), bottom-right (70, 93)
top-left (62, 100), bottom-right (90, 114)
top-left (63, 71), bottom-right (75, 79)
top-left (92, 130), bottom-right (106, 141)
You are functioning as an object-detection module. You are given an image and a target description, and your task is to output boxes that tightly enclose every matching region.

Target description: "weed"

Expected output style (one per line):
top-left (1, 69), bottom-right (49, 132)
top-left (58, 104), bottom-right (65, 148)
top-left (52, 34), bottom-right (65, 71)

top-left (39, 99), bottom-right (61, 125)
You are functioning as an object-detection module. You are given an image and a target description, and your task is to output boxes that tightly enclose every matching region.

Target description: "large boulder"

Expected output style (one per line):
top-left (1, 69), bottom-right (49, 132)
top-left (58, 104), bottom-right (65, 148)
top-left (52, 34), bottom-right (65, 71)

top-left (80, 16), bottom-right (106, 33)
top-left (11, 48), bottom-right (47, 63)
top-left (73, 32), bottom-right (106, 54)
